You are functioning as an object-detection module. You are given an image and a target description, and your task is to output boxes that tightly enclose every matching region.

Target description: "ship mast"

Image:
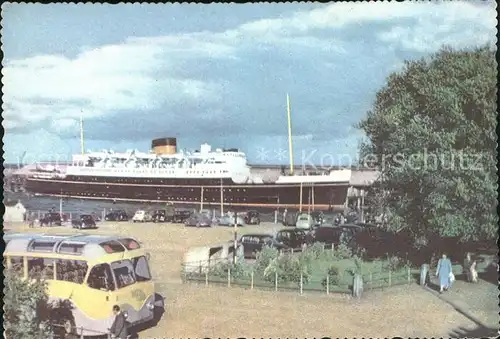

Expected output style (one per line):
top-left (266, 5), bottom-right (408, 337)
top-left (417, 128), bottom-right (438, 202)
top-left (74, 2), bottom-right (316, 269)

top-left (286, 93), bottom-right (294, 175)
top-left (80, 116), bottom-right (85, 156)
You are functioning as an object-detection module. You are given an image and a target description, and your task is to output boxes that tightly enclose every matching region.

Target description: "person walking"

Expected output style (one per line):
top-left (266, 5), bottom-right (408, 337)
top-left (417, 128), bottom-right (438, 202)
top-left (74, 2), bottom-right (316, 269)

top-left (109, 305), bottom-right (128, 339)
top-left (436, 253), bottom-right (453, 293)
top-left (464, 252), bottom-right (479, 283)
top-left (463, 252), bottom-right (473, 282)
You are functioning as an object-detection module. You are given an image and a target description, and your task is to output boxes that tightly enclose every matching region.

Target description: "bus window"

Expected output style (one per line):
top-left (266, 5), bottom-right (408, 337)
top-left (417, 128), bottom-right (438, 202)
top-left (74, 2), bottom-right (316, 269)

top-left (28, 257), bottom-right (54, 280)
top-left (56, 260), bottom-right (88, 284)
top-left (99, 241), bottom-right (125, 254)
top-left (10, 256), bottom-right (24, 276)
top-left (87, 263), bottom-right (115, 291)
top-left (111, 261), bottom-right (136, 289)
top-left (118, 238), bottom-right (141, 250)
top-left (58, 243), bottom-right (85, 255)
top-left (133, 256), bottom-right (151, 282)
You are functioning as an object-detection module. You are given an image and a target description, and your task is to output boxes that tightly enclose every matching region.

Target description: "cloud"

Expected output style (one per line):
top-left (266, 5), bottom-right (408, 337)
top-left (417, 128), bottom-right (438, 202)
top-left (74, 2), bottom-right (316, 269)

top-left (2, 1), bottom-right (497, 163)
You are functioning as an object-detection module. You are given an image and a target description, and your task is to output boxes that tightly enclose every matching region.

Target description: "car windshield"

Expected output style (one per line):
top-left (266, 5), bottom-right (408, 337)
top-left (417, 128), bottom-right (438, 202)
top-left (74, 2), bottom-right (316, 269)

top-left (81, 215), bottom-right (92, 220)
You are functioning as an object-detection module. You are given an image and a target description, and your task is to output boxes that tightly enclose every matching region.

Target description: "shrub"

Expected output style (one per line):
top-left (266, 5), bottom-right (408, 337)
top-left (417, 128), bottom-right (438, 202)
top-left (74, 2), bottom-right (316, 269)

top-left (304, 242), bottom-right (325, 259)
top-left (254, 245), bottom-right (280, 274)
top-left (346, 256), bottom-right (364, 277)
top-left (333, 243), bottom-right (353, 260)
top-left (384, 255), bottom-right (406, 271)
top-left (263, 253), bottom-right (311, 286)
top-left (4, 268), bottom-right (54, 338)
top-left (209, 261), bottom-right (251, 280)
top-left (353, 246), bottom-right (367, 259)
top-left (321, 265), bottom-right (342, 288)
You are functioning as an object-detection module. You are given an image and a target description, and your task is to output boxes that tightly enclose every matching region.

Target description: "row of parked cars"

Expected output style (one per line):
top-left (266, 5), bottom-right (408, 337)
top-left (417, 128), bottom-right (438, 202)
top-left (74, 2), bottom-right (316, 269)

top-left (102, 208), bottom-right (262, 227)
top-left (101, 209), bottom-right (192, 223)
top-left (184, 210), bottom-right (261, 228)
top-left (238, 222), bottom-right (380, 259)
top-left (32, 212), bottom-right (99, 230)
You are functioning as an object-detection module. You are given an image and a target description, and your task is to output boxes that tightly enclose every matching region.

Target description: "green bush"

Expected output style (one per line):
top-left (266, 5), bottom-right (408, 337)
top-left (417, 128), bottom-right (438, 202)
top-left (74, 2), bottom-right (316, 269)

top-left (333, 243), bottom-right (353, 260)
top-left (304, 242), bottom-right (325, 259)
top-left (263, 253), bottom-right (311, 286)
top-left (321, 265), bottom-right (342, 288)
top-left (209, 261), bottom-right (251, 280)
top-left (4, 268), bottom-right (54, 338)
top-left (384, 255), bottom-right (407, 271)
top-left (255, 245), bottom-right (280, 274)
top-left (346, 256), bottom-right (364, 277)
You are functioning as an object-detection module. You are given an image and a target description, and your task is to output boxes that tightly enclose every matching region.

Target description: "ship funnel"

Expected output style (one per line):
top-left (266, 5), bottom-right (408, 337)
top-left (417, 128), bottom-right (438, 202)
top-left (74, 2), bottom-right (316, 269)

top-left (152, 137), bottom-right (177, 155)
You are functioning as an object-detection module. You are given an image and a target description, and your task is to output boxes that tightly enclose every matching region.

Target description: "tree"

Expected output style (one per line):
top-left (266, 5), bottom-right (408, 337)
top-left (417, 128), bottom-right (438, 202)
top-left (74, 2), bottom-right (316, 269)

top-left (4, 268), bottom-right (54, 338)
top-left (358, 46), bottom-right (497, 242)
top-left (4, 267), bottom-right (76, 339)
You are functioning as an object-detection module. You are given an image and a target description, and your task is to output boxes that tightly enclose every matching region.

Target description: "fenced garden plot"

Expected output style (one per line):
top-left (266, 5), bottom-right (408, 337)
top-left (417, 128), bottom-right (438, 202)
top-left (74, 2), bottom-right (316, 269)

top-left (181, 243), bottom-right (418, 296)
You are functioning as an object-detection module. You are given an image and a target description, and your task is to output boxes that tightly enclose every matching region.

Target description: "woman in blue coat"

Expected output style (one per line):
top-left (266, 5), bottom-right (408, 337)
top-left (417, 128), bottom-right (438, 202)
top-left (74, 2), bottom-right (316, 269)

top-left (436, 253), bottom-right (453, 293)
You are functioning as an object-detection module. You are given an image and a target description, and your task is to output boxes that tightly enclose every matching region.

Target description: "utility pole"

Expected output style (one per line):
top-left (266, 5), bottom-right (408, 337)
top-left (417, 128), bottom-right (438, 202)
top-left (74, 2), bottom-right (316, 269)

top-left (312, 183), bottom-right (315, 211)
top-left (299, 182), bottom-right (303, 212)
top-left (286, 93), bottom-right (294, 175)
top-left (80, 116), bottom-right (85, 156)
top-left (307, 187), bottom-right (311, 214)
top-left (220, 178), bottom-right (224, 215)
top-left (200, 186), bottom-right (204, 213)
top-left (233, 211), bottom-right (238, 264)
top-left (59, 189), bottom-right (63, 217)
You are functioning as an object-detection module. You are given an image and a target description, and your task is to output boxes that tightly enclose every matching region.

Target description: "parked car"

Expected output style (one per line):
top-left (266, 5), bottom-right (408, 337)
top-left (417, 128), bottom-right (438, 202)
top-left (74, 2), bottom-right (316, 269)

top-left (185, 214), bottom-right (213, 228)
top-left (173, 210), bottom-right (193, 223)
top-left (275, 228), bottom-right (312, 251)
top-left (319, 215), bottom-right (337, 227)
top-left (340, 224), bottom-right (363, 236)
top-left (312, 226), bottom-right (356, 248)
top-left (132, 210), bottom-right (152, 222)
top-left (239, 233), bottom-right (287, 259)
top-left (352, 224), bottom-right (388, 258)
top-left (152, 209), bottom-right (167, 222)
top-left (309, 211), bottom-right (324, 226)
top-left (218, 214), bottom-right (244, 226)
top-left (91, 213), bottom-right (101, 222)
top-left (39, 212), bottom-right (62, 226)
top-left (244, 210), bottom-right (260, 225)
top-left (296, 213), bottom-right (314, 229)
top-left (104, 210), bottom-right (129, 221)
top-left (71, 214), bottom-right (97, 229)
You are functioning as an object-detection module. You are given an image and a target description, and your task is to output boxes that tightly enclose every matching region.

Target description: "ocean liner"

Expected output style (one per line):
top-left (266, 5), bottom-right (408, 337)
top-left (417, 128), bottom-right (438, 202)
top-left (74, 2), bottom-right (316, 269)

top-left (24, 96), bottom-right (355, 211)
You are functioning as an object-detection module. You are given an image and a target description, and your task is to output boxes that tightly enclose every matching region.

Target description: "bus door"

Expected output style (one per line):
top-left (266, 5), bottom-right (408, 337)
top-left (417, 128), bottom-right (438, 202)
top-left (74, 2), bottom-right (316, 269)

top-left (74, 262), bottom-right (116, 322)
top-left (109, 257), bottom-right (154, 318)
top-left (109, 259), bottom-right (145, 311)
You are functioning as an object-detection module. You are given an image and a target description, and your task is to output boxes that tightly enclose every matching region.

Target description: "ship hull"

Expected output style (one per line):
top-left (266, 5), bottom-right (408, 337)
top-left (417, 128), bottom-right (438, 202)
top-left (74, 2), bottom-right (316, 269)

top-left (25, 176), bottom-right (350, 211)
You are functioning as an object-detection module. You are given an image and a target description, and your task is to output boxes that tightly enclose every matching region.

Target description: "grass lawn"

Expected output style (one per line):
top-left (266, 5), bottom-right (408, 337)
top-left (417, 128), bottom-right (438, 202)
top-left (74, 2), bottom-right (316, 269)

top-left (195, 249), bottom-right (419, 294)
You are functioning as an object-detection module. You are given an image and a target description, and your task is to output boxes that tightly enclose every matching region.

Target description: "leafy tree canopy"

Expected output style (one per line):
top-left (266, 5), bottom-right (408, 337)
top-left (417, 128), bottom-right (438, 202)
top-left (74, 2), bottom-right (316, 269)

top-left (358, 46), bottom-right (497, 242)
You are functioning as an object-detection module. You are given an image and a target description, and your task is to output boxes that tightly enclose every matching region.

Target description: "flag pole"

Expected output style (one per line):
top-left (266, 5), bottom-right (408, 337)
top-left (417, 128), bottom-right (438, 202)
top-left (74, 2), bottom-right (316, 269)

top-left (80, 116), bottom-right (85, 156)
top-left (286, 93), bottom-right (294, 175)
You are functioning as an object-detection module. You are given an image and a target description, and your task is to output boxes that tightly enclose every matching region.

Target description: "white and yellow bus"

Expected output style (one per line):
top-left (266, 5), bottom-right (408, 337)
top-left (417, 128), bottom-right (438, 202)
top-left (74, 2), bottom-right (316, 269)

top-left (4, 232), bottom-right (164, 337)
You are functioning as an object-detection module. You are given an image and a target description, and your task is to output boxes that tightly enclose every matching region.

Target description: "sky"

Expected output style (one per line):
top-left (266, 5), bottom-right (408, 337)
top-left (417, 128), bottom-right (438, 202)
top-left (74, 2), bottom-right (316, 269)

top-left (2, 1), bottom-right (497, 166)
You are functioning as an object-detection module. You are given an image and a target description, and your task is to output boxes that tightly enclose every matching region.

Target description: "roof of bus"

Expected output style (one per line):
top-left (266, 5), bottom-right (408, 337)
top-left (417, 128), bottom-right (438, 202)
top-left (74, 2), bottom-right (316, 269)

top-left (4, 232), bottom-right (144, 262)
